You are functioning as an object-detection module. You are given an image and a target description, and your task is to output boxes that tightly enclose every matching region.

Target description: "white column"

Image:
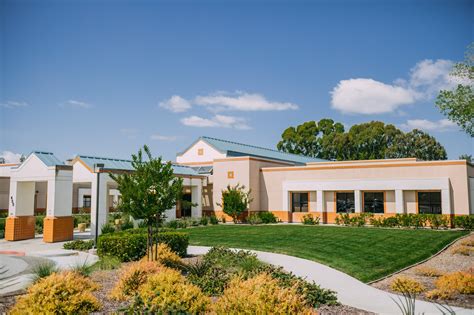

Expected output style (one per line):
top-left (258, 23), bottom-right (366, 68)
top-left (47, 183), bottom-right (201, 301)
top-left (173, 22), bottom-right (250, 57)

top-left (441, 189), bottom-right (452, 215)
top-left (283, 190), bottom-right (289, 212)
top-left (47, 171), bottom-right (73, 217)
top-left (395, 190), bottom-right (405, 214)
top-left (316, 190), bottom-right (325, 212)
top-left (354, 190), bottom-right (362, 213)
top-left (91, 173), bottom-right (109, 237)
top-left (9, 180), bottom-right (35, 216)
top-left (191, 179), bottom-right (202, 218)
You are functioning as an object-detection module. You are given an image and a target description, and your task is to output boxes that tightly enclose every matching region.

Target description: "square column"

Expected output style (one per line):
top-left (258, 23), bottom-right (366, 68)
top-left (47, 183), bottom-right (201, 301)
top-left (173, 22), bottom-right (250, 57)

top-left (191, 179), bottom-right (202, 218)
top-left (44, 173), bottom-right (74, 243)
top-left (395, 190), bottom-right (405, 214)
top-left (441, 189), bottom-right (452, 215)
top-left (5, 181), bottom-right (36, 241)
top-left (354, 190), bottom-right (362, 213)
top-left (91, 173), bottom-right (109, 237)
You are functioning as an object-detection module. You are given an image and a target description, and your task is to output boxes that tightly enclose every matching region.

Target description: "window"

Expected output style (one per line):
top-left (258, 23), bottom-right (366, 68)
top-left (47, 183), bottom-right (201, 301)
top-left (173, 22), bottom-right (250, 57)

top-left (418, 192), bottom-right (441, 214)
top-left (83, 195), bottom-right (91, 208)
top-left (291, 192), bottom-right (308, 212)
top-left (227, 171), bottom-right (234, 179)
top-left (336, 192), bottom-right (355, 213)
top-left (364, 192), bottom-right (384, 213)
top-left (197, 148), bottom-right (204, 156)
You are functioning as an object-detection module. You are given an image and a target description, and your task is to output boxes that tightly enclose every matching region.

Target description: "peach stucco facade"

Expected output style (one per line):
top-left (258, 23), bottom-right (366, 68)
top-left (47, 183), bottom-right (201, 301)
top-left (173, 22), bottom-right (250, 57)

top-left (176, 139), bottom-right (473, 223)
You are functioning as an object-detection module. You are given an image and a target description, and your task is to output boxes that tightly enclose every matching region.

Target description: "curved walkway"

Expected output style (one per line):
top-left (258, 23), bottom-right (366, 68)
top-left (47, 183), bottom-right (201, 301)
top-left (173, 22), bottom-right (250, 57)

top-left (188, 246), bottom-right (472, 315)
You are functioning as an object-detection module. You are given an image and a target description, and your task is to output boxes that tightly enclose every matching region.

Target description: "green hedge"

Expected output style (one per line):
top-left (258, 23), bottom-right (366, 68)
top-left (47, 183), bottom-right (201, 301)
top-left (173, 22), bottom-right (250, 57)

top-left (0, 218), bottom-right (5, 238)
top-left (97, 229), bottom-right (189, 261)
top-left (453, 215), bottom-right (474, 230)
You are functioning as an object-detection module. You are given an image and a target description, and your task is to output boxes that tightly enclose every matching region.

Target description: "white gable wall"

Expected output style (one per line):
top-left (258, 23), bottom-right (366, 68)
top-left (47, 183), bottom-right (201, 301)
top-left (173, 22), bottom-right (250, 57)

top-left (176, 140), bottom-right (226, 165)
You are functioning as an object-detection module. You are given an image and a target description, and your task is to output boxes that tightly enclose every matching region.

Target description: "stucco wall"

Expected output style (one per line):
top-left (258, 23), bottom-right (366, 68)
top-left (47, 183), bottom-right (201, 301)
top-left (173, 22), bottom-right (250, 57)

top-left (261, 161), bottom-right (471, 215)
top-left (176, 140), bottom-right (226, 165)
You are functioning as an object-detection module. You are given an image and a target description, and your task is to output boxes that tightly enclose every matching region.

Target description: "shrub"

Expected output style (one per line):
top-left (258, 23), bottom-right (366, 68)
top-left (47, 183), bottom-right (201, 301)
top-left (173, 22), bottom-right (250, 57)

top-left (414, 266), bottom-right (444, 277)
top-left (0, 217), bottom-right (5, 238)
top-left (426, 271), bottom-right (474, 299)
top-left (63, 239), bottom-right (94, 251)
top-left (221, 216), bottom-right (227, 223)
top-left (93, 255), bottom-right (121, 271)
top-left (130, 267), bottom-right (210, 313)
top-left (381, 216), bottom-right (399, 228)
top-left (35, 215), bottom-right (44, 234)
top-left (248, 213), bottom-right (263, 225)
top-left (110, 260), bottom-right (163, 300)
top-left (187, 263), bottom-right (231, 295)
top-left (97, 230), bottom-right (189, 261)
top-left (10, 271), bottom-right (101, 314)
top-left (412, 214), bottom-right (428, 228)
top-left (335, 213), bottom-right (350, 226)
top-left (390, 276), bottom-right (425, 294)
top-left (258, 212), bottom-right (278, 224)
top-left (426, 214), bottom-right (449, 229)
top-left (451, 245), bottom-right (473, 256)
top-left (302, 214), bottom-right (320, 225)
top-left (396, 214), bottom-right (413, 228)
top-left (140, 243), bottom-right (183, 269)
top-left (165, 219), bottom-right (179, 229)
top-left (200, 216), bottom-right (209, 226)
top-left (453, 215), bottom-right (474, 230)
top-left (219, 184), bottom-right (252, 223)
top-left (257, 264), bottom-right (338, 307)
top-left (101, 223), bottom-right (116, 234)
top-left (31, 261), bottom-right (58, 282)
top-left (213, 273), bottom-right (315, 314)
top-left (209, 215), bottom-right (219, 225)
top-left (460, 239), bottom-right (474, 247)
top-left (369, 216), bottom-right (384, 227)
top-left (73, 214), bottom-right (90, 227)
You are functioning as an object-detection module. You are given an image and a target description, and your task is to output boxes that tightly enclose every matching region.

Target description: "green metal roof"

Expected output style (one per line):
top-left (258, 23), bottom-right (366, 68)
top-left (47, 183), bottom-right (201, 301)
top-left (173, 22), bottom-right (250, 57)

top-left (76, 155), bottom-right (200, 176)
top-left (198, 136), bottom-right (325, 165)
top-left (30, 151), bottom-right (64, 167)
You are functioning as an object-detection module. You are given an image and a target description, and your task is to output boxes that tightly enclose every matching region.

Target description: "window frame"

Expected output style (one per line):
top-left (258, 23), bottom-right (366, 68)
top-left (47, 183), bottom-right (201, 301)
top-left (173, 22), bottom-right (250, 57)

top-left (417, 191), bottom-right (442, 214)
top-left (363, 191), bottom-right (385, 214)
top-left (335, 192), bottom-right (355, 213)
top-left (83, 195), bottom-right (92, 208)
top-left (291, 192), bottom-right (309, 213)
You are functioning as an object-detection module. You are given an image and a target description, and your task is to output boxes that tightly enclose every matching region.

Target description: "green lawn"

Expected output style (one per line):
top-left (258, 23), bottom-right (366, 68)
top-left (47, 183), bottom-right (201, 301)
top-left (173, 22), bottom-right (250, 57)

top-left (186, 225), bottom-right (468, 283)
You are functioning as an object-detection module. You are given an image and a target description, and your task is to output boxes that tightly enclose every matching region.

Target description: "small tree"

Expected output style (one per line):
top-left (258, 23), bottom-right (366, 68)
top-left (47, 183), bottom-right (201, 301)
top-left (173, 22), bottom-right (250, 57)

top-left (110, 145), bottom-right (182, 261)
top-left (218, 184), bottom-right (252, 223)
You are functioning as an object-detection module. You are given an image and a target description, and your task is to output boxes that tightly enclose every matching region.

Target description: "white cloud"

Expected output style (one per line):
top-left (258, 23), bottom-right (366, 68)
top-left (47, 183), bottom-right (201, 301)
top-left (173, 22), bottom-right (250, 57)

top-left (401, 119), bottom-right (457, 132)
top-left (194, 91), bottom-right (298, 112)
top-left (60, 100), bottom-right (92, 109)
top-left (331, 59), bottom-right (456, 115)
top-left (0, 151), bottom-right (22, 163)
top-left (331, 78), bottom-right (417, 114)
top-left (150, 134), bottom-right (178, 141)
top-left (181, 114), bottom-right (251, 130)
top-left (159, 95), bottom-right (191, 113)
top-left (0, 101), bottom-right (28, 108)
top-left (120, 128), bottom-right (138, 139)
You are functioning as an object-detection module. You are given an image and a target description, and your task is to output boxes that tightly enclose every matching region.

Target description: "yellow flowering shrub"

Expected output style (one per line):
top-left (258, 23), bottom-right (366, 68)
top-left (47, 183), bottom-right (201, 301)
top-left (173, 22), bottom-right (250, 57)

top-left (212, 273), bottom-right (316, 315)
top-left (10, 271), bottom-right (101, 315)
top-left (451, 245), bottom-right (473, 256)
top-left (140, 243), bottom-right (183, 268)
top-left (460, 239), bottom-right (474, 247)
top-left (390, 276), bottom-right (425, 294)
top-left (426, 271), bottom-right (474, 300)
top-left (414, 266), bottom-right (444, 277)
top-left (133, 267), bottom-right (210, 313)
top-left (110, 260), bottom-right (162, 300)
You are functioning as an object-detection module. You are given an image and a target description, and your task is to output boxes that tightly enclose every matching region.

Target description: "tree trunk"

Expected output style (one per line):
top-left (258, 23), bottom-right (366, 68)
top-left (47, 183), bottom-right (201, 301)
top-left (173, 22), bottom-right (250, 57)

top-left (147, 224), bottom-right (152, 261)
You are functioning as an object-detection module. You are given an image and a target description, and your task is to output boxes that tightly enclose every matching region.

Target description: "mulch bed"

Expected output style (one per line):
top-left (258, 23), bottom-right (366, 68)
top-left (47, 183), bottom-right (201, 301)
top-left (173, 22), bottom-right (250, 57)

top-left (371, 233), bottom-right (474, 309)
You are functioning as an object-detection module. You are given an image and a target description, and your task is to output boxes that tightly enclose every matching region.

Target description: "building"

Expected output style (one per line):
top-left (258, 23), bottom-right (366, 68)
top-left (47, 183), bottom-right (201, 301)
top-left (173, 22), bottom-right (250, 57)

top-left (2, 136), bottom-right (473, 243)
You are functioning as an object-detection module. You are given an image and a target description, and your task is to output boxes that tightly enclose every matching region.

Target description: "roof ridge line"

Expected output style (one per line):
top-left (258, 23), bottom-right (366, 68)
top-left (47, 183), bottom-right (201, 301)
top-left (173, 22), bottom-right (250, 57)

top-left (202, 136), bottom-right (319, 159)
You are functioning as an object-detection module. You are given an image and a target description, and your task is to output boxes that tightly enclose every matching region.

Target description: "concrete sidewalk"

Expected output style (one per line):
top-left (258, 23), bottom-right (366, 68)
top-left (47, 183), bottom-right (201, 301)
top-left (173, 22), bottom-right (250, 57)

top-left (188, 246), bottom-right (472, 315)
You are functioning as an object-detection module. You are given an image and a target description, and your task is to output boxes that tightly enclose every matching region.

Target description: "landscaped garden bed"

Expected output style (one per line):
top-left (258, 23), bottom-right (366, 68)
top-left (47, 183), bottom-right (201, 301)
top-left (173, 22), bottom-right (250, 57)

top-left (371, 234), bottom-right (474, 308)
top-left (6, 242), bottom-right (344, 314)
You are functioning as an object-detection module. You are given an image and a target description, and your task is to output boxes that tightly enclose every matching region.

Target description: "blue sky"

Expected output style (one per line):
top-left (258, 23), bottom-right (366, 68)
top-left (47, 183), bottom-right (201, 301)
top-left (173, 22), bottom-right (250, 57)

top-left (1, 0), bottom-right (472, 162)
